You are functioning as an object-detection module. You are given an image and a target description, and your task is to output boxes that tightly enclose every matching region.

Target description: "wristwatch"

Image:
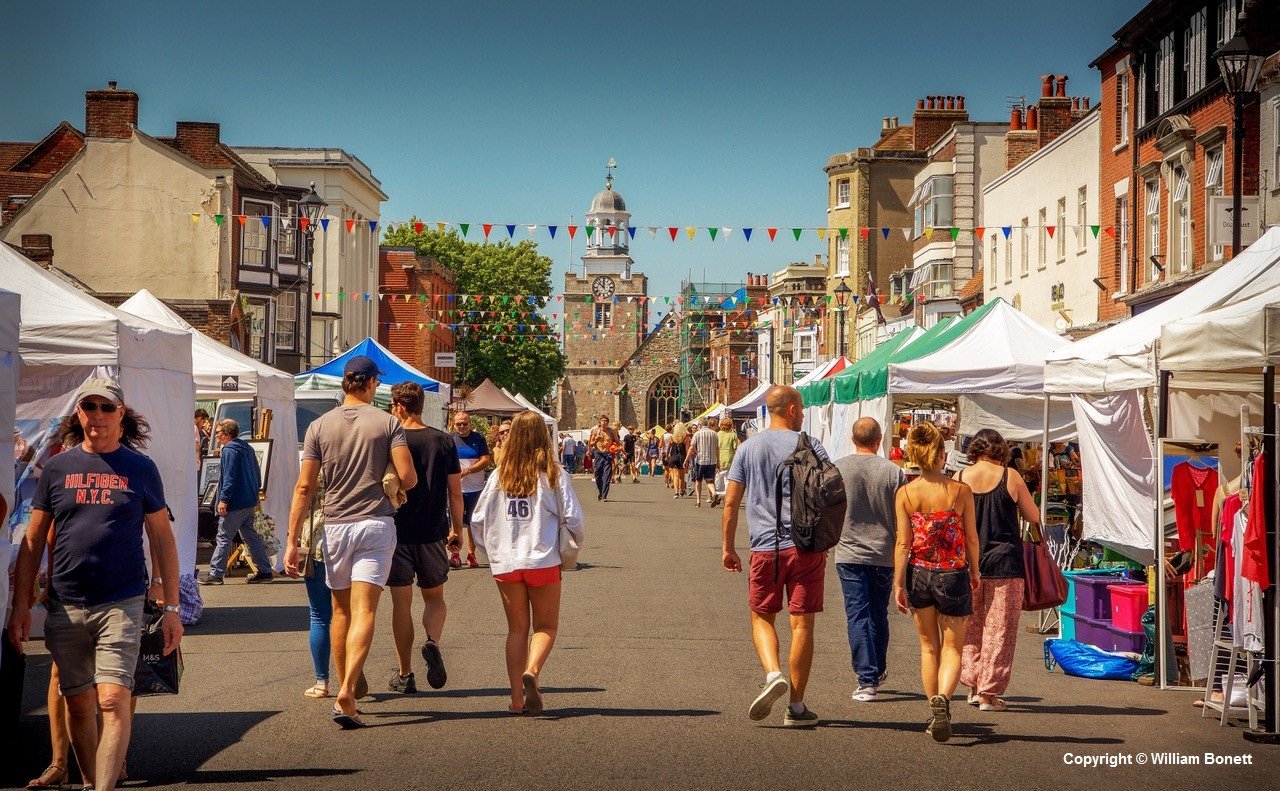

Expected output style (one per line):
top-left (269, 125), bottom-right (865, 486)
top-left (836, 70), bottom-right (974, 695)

top-left (151, 577), bottom-right (163, 586)
top-left (163, 604), bottom-right (180, 614)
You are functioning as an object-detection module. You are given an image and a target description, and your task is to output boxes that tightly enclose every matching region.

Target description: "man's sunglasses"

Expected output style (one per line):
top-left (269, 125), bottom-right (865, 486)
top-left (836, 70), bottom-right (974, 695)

top-left (79, 401), bottom-right (120, 413)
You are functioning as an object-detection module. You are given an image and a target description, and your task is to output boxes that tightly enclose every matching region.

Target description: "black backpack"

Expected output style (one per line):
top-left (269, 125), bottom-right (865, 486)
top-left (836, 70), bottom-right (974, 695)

top-left (774, 432), bottom-right (846, 560)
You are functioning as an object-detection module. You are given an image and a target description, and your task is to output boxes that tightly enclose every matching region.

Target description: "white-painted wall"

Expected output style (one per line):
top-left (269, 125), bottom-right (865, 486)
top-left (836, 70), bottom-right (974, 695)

top-left (982, 110), bottom-right (1101, 333)
top-left (1261, 84), bottom-right (1279, 231)
top-left (0, 134), bottom-right (231, 298)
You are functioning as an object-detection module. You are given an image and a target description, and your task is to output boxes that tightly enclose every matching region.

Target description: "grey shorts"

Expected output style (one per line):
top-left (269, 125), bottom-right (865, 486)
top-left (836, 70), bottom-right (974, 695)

top-left (387, 541), bottom-right (450, 589)
top-left (44, 594), bottom-right (145, 696)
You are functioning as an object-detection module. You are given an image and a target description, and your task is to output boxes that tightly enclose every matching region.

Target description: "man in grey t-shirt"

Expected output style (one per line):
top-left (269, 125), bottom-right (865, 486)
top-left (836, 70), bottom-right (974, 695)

top-left (691, 421), bottom-right (721, 507)
top-left (284, 355), bottom-right (417, 729)
top-left (834, 417), bottom-right (904, 702)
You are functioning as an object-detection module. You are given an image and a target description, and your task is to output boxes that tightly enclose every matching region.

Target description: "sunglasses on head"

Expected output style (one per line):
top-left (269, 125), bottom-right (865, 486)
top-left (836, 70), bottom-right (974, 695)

top-left (79, 401), bottom-right (119, 413)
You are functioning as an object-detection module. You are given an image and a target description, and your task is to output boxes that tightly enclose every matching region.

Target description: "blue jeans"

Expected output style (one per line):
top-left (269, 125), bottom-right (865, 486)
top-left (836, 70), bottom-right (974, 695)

top-left (593, 451), bottom-right (613, 499)
top-left (837, 563), bottom-right (894, 687)
top-left (304, 561), bottom-right (332, 682)
top-left (209, 506), bottom-right (273, 578)
top-left (563, 454), bottom-right (576, 474)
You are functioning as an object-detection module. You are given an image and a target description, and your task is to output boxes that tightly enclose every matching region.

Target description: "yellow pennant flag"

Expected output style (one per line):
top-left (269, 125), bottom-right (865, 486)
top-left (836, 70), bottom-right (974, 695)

top-left (923, 227), bottom-right (934, 241)
top-left (436, 222), bottom-right (446, 233)
top-left (190, 213), bottom-right (201, 224)
top-left (686, 227), bottom-right (696, 240)
top-left (817, 228), bottom-right (827, 240)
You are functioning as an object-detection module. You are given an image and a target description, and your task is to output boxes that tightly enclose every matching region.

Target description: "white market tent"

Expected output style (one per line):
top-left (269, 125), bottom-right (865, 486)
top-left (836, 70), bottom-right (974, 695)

top-left (502, 387), bottom-right (558, 436)
top-left (1044, 226), bottom-right (1280, 563)
top-left (0, 289), bottom-right (18, 638)
top-left (727, 381), bottom-right (771, 414)
top-left (1, 245), bottom-right (199, 581)
top-left (793, 355), bottom-right (851, 387)
top-left (119, 289), bottom-right (299, 560)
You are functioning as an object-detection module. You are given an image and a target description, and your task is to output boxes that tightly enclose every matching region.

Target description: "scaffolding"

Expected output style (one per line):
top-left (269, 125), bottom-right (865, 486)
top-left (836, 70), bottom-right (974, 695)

top-left (678, 279), bottom-right (752, 415)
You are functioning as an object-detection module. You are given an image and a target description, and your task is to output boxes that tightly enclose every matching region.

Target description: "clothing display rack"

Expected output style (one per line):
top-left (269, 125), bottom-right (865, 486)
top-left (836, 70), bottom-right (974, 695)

top-left (1202, 597), bottom-right (1263, 728)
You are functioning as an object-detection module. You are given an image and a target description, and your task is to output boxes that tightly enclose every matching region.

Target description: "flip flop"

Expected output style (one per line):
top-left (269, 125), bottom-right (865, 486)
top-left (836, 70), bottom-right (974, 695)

top-left (332, 706), bottom-right (367, 730)
top-left (522, 672), bottom-right (543, 714)
top-left (27, 765), bottom-right (68, 789)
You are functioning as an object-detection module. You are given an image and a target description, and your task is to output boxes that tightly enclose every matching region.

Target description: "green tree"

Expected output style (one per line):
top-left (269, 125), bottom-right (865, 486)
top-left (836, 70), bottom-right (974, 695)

top-left (382, 220), bottom-right (565, 401)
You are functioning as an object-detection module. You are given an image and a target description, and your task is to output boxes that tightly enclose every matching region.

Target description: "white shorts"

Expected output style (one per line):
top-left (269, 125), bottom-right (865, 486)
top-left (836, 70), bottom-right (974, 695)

top-left (323, 516), bottom-right (397, 590)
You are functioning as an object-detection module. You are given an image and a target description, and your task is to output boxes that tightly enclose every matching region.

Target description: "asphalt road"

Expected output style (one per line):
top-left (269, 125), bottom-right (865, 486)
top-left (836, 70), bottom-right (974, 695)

top-left (8, 474), bottom-right (1278, 789)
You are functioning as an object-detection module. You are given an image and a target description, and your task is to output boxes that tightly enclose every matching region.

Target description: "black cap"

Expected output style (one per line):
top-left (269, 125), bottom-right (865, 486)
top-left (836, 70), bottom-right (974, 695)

top-left (343, 355), bottom-right (384, 379)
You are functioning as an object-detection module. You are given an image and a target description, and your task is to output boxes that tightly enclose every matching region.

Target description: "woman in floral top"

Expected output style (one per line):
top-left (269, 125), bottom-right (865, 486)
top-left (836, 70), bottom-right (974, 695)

top-left (892, 422), bottom-right (979, 744)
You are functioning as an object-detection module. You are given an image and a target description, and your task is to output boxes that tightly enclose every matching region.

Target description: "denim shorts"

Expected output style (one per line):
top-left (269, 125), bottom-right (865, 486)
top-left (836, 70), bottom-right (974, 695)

top-left (44, 594), bottom-right (146, 696)
top-left (906, 566), bottom-right (973, 617)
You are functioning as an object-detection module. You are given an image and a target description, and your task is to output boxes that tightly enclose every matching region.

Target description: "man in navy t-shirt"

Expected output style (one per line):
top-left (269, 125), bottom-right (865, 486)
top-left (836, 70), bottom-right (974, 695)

top-left (7, 377), bottom-right (182, 791)
top-left (450, 410), bottom-right (490, 569)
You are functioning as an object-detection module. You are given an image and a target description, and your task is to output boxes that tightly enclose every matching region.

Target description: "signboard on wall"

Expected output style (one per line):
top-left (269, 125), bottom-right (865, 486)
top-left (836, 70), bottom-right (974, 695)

top-left (1208, 195), bottom-right (1260, 248)
top-left (434, 352), bottom-right (456, 368)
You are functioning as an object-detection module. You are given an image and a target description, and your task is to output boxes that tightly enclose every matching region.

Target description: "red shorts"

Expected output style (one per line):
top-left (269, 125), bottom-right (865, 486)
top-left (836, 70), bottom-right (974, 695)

top-left (493, 566), bottom-right (562, 587)
top-left (749, 547), bottom-right (825, 615)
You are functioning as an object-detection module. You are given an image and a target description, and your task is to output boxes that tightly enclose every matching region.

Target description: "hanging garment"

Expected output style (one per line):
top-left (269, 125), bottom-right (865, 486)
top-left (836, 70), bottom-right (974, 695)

top-left (1215, 492), bottom-right (1243, 604)
top-left (1241, 453), bottom-right (1269, 589)
top-left (1232, 509), bottom-right (1264, 653)
top-left (1170, 461), bottom-right (1219, 554)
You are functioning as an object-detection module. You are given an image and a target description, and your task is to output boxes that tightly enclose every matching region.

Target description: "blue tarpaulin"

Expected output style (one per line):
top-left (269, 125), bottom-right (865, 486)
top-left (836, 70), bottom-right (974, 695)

top-left (299, 337), bottom-right (445, 393)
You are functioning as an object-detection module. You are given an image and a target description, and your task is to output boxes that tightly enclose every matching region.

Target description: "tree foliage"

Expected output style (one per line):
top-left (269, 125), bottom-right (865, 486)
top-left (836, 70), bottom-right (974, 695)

top-left (382, 220), bottom-right (565, 402)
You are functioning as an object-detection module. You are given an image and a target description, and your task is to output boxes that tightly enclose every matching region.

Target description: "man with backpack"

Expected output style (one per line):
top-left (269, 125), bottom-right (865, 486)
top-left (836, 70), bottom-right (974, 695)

top-left (721, 385), bottom-right (841, 728)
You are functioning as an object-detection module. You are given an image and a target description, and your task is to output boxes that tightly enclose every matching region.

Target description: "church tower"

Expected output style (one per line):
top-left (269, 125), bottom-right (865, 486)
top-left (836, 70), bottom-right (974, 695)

top-left (556, 163), bottom-right (649, 428)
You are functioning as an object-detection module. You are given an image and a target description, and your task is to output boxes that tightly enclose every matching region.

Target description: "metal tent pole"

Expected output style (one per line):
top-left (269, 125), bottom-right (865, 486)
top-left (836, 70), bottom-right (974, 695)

top-left (1245, 365), bottom-right (1279, 743)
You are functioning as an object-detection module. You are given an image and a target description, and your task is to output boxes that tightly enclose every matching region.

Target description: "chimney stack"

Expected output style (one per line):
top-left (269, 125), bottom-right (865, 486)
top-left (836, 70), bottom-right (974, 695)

top-left (85, 82), bottom-right (139, 139)
top-left (20, 234), bottom-right (54, 268)
top-left (913, 90), bottom-right (971, 151)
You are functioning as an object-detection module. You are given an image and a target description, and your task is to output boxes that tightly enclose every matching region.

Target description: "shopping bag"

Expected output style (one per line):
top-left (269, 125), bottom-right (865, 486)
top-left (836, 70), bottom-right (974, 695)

top-left (1022, 540), bottom-right (1068, 611)
top-left (1045, 638), bottom-right (1138, 680)
top-left (559, 520), bottom-right (580, 571)
top-left (253, 508), bottom-right (281, 553)
top-left (133, 600), bottom-right (183, 696)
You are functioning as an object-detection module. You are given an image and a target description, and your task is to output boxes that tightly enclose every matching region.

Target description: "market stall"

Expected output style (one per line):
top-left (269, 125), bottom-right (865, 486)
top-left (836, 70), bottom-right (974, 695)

top-left (502, 387), bottom-right (558, 436)
top-left (455, 378), bottom-right (524, 416)
top-left (296, 337), bottom-right (450, 425)
top-left (1, 245), bottom-right (198, 588)
top-left (119, 289), bottom-right (300, 563)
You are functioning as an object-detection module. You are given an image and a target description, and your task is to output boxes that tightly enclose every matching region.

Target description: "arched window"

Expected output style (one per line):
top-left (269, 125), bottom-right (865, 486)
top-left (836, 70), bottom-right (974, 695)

top-left (647, 373), bottom-right (679, 430)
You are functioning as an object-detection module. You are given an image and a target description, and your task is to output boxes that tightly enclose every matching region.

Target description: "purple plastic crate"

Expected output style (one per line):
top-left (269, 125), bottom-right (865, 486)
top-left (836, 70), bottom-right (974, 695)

top-left (1073, 576), bottom-right (1121, 620)
top-left (1102, 624), bottom-right (1146, 654)
top-left (1062, 612), bottom-right (1111, 649)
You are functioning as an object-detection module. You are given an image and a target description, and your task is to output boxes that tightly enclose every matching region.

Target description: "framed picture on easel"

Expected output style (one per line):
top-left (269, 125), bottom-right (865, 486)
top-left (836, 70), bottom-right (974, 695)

top-left (198, 456), bottom-right (221, 498)
top-left (246, 439), bottom-right (273, 494)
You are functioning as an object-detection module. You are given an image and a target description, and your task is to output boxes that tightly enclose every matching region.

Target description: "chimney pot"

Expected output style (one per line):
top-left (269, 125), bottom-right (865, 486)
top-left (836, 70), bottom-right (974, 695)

top-left (107, 81), bottom-right (117, 90)
top-left (1026, 105), bottom-right (1039, 130)
top-left (1009, 107), bottom-right (1023, 131)
top-left (1041, 75), bottom-right (1054, 97)
top-left (1082, 97), bottom-right (1090, 110)
top-left (1056, 75), bottom-right (1068, 97)
top-left (882, 116), bottom-right (890, 130)
top-left (957, 96), bottom-right (965, 110)
top-left (893, 116), bottom-right (900, 127)
top-left (762, 275), bottom-right (768, 286)
top-left (946, 96), bottom-right (955, 110)
top-left (917, 98), bottom-right (925, 110)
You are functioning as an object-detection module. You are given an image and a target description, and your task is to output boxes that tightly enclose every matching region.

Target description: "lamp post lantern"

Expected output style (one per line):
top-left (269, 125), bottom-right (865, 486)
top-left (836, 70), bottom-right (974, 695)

top-left (1214, 28), bottom-right (1263, 256)
top-left (833, 278), bottom-right (852, 358)
top-left (297, 182), bottom-right (328, 369)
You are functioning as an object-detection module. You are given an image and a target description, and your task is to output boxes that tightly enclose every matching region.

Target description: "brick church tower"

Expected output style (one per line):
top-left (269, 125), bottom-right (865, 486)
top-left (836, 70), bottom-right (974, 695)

top-left (556, 164), bottom-right (649, 429)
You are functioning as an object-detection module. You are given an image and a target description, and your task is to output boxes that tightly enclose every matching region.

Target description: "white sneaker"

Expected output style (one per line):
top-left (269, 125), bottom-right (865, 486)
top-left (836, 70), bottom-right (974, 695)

top-left (851, 685), bottom-right (878, 702)
top-left (749, 676), bottom-right (789, 721)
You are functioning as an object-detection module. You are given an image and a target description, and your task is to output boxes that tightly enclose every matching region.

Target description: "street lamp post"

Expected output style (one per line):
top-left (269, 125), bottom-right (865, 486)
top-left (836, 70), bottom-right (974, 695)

top-left (297, 182), bottom-right (328, 369)
top-left (1214, 27), bottom-right (1263, 256)
top-left (833, 278), bottom-right (852, 358)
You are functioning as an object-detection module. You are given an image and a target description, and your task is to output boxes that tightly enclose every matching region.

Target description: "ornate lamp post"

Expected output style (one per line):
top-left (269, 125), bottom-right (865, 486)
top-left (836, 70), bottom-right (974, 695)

top-left (1213, 27), bottom-right (1263, 256)
top-left (833, 278), bottom-right (852, 358)
top-left (297, 182), bottom-right (328, 368)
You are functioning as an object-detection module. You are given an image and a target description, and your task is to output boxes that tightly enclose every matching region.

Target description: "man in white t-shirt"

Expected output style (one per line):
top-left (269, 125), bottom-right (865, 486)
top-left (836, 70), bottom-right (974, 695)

top-left (691, 421), bottom-right (721, 508)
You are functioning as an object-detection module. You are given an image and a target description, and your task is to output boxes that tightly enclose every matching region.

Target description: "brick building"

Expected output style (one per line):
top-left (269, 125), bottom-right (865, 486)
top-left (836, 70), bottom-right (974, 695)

top-left (378, 246), bottom-right (456, 385)
top-left (759, 260), bottom-right (828, 385)
top-left (1092, 0), bottom-right (1280, 322)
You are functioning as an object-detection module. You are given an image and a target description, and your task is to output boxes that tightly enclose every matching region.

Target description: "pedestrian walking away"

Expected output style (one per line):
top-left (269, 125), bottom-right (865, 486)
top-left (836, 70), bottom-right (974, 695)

top-left (387, 382), bottom-right (464, 695)
top-left (721, 385), bottom-right (827, 728)
top-left (561, 433), bottom-right (577, 474)
top-left (956, 429), bottom-right (1040, 713)
top-left (623, 427), bottom-right (639, 482)
top-left (834, 418), bottom-right (905, 703)
top-left (199, 418), bottom-right (274, 585)
top-left (284, 355), bottom-right (418, 729)
top-left (893, 422), bottom-right (980, 743)
top-left (471, 411), bottom-right (586, 715)
top-left (589, 414), bottom-right (618, 502)
top-left (715, 419), bottom-right (740, 501)
top-left (667, 422), bottom-right (689, 498)
top-left (691, 420), bottom-right (720, 507)
top-left (8, 377), bottom-right (183, 791)
top-left (451, 410), bottom-right (491, 569)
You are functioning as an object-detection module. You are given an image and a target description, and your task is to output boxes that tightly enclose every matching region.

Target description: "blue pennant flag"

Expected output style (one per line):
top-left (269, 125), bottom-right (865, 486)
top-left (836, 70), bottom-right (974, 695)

top-left (627, 226), bottom-right (636, 239)
top-left (742, 228), bottom-right (753, 241)
top-left (320, 218), bottom-right (330, 232)
top-left (260, 216), bottom-right (271, 229)
top-left (881, 227), bottom-right (890, 239)
top-left (506, 224), bottom-right (516, 238)
top-left (1001, 226), bottom-right (1012, 239)
top-left (368, 220), bottom-right (378, 233)
top-left (548, 225), bottom-right (557, 239)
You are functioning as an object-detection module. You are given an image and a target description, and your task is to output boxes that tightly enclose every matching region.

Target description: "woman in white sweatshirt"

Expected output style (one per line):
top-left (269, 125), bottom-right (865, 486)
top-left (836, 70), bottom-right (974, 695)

top-left (471, 411), bottom-right (586, 714)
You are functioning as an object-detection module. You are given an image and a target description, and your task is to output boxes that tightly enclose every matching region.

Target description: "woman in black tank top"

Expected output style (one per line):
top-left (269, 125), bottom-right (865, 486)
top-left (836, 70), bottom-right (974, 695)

top-left (953, 429), bottom-right (1042, 712)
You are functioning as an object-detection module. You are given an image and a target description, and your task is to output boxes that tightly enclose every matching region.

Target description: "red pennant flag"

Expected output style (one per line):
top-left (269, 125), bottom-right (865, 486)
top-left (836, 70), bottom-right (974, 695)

top-left (299, 217), bottom-right (310, 232)
top-left (236, 215), bottom-right (247, 226)
top-left (607, 226), bottom-right (617, 238)
top-left (345, 219), bottom-right (356, 233)
top-left (668, 227), bottom-right (678, 241)
top-left (568, 225), bottom-right (578, 239)
top-left (1046, 226), bottom-right (1056, 238)
top-left (483, 224), bottom-right (493, 239)
top-left (313, 291), bottom-right (320, 300)
top-left (975, 226), bottom-right (985, 240)
top-left (859, 227), bottom-right (870, 241)
top-left (413, 221), bottom-right (424, 234)
top-left (767, 228), bottom-right (778, 241)
top-left (1104, 226), bottom-right (1115, 238)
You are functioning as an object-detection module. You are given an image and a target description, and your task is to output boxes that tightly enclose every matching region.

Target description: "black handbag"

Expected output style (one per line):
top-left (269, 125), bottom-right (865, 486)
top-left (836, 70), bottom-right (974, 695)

top-left (133, 600), bottom-right (183, 696)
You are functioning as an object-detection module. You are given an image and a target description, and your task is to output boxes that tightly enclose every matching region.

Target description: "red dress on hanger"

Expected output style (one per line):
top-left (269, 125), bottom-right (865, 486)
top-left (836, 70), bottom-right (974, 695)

top-left (1170, 460), bottom-right (1219, 554)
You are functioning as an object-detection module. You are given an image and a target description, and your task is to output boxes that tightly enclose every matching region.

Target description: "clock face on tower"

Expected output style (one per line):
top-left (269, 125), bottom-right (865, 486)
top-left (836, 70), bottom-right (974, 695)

top-left (592, 276), bottom-right (615, 299)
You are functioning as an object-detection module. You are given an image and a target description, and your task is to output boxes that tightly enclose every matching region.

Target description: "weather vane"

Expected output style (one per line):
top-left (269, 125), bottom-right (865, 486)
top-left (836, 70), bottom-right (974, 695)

top-left (606, 157), bottom-right (617, 188)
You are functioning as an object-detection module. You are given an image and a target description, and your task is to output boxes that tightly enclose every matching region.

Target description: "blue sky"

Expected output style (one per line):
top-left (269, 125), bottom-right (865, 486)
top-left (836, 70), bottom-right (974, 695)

top-left (4, 0), bottom-right (1138, 299)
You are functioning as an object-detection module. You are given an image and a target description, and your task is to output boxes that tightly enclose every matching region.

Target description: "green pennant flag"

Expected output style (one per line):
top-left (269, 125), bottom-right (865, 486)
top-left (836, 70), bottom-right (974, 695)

top-left (338, 289), bottom-right (345, 302)
top-left (586, 295), bottom-right (593, 303)
top-left (214, 214), bottom-right (225, 226)
top-left (459, 223), bottom-right (470, 237)
top-left (501, 296), bottom-right (510, 305)
top-left (1090, 225), bottom-right (1101, 238)
top-left (708, 227), bottom-right (718, 241)
top-left (839, 228), bottom-right (848, 240)
top-left (826, 295), bottom-right (833, 303)
top-left (792, 228), bottom-right (802, 241)
top-left (950, 227), bottom-right (960, 241)
top-left (419, 294), bottom-right (426, 302)
top-left (664, 296), bottom-right (671, 304)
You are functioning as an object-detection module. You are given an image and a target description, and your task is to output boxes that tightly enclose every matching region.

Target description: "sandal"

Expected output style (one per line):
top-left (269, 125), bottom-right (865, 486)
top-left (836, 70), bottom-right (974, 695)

top-left (979, 697), bottom-right (1008, 712)
top-left (304, 682), bottom-right (329, 699)
top-left (28, 765), bottom-right (68, 789)
top-left (332, 706), bottom-right (367, 730)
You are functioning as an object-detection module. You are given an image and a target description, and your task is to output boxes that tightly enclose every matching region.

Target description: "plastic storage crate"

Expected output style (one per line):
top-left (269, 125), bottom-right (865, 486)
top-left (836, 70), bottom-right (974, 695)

top-left (1108, 584), bottom-right (1149, 633)
top-left (1062, 612), bottom-right (1110, 649)
top-left (1074, 576), bottom-right (1125, 620)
